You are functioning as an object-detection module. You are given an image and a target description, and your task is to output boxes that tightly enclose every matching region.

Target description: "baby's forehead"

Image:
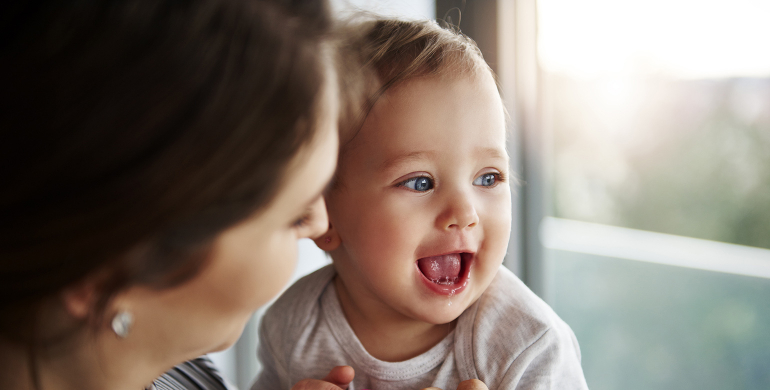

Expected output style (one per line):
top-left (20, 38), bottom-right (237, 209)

top-left (387, 65), bottom-right (495, 96)
top-left (346, 70), bottom-right (500, 135)
top-left (338, 73), bottom-right (507, 169)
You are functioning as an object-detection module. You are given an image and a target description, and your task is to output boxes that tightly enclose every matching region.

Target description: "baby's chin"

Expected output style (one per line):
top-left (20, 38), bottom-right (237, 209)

top-left (405, 292), bottom-right (479, 325)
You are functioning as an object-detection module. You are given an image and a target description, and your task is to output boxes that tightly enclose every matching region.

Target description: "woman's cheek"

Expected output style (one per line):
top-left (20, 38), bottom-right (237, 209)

top-left (260, 233), bottom-right (298, 302)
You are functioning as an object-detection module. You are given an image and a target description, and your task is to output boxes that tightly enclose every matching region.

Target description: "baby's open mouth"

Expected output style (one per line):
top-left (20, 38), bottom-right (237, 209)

top-left (417, 252), bottom-right (472, 286)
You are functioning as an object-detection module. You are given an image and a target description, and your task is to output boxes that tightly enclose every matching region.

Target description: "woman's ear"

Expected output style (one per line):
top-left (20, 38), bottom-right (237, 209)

top-left (61, 278), bottom-right (99, 319)
top-left (313, 222), bottom-right (341, 251)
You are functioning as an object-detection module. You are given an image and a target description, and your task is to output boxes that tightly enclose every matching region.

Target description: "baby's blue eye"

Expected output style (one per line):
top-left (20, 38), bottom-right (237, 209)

top-left (401, 176), bottom-right (434, 192)
top-left (473, 173), bottom-right (498, 187)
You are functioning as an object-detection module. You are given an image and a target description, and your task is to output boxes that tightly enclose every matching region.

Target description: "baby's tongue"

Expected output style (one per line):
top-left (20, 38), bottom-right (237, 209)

top-left (418, 254), bottom-right (461, 283)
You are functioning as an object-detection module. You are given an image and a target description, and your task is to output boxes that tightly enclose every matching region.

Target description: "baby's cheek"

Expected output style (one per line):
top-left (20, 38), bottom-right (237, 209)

top-left (479, 208), bottom-right (511, 262)
top-left (483, 197), bottom-right (512, 236)
top-left (360, 215), bottom-right (405, 255)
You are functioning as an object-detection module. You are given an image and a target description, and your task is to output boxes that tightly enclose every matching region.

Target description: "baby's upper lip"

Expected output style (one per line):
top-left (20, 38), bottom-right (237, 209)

top-left (416, 235), bottom-right (477, 259)
top-left (417, 248), bottom-right (476, 259)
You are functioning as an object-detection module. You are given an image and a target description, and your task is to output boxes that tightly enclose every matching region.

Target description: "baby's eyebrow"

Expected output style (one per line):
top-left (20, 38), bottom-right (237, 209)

top-left (379, 150), bottom-right (436, 171)
top-left (475, 147), bottom-right (509, 162)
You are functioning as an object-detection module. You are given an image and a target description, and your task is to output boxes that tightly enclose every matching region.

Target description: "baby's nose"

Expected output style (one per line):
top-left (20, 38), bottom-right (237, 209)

top-left (438, 191), bottom-right (479, 230)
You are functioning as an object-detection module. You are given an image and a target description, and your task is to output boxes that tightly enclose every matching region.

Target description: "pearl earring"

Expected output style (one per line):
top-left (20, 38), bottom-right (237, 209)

top-left (324, 237), bottom-right (332, 244)
top-left (111, 311), bottom-right (133, 339)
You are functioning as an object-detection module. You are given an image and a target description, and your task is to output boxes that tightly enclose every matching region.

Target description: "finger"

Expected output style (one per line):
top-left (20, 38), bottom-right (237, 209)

top-left (456, 379), bottom-right (488, 390)
top-left (290, 379), bottom-right (343, 390)
top-left (322, 366), bottom-right (355, 388)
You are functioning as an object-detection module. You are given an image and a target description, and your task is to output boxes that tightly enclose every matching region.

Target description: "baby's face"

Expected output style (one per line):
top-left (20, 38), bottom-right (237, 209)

top-left (327, 71), bottom-right (511, 325)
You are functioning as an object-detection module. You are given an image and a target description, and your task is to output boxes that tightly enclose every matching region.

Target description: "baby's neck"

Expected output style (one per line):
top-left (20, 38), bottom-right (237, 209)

top-left (334, 277), bottom-right (456, 362)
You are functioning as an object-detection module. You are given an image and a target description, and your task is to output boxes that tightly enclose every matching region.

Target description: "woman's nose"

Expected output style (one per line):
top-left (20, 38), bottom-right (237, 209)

top-left (437, 190), bottom-right (479, 230)
top-left (302, 196), bottom-right (330, 239)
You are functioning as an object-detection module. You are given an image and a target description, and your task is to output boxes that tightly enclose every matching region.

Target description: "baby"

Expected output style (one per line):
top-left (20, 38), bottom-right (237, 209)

top-left (254, 18), bottom-right (588, 390)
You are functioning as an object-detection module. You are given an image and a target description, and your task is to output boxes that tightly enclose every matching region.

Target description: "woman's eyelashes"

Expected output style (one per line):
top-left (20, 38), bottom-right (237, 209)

top-left (292, 213), bottom-right (311, 228)
top-left (398, 176), bottom-right (434, 192)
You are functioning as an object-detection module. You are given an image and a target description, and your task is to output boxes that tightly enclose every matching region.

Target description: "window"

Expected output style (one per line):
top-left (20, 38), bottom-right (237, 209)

top-left (536, 0), bottom-right (770, 388)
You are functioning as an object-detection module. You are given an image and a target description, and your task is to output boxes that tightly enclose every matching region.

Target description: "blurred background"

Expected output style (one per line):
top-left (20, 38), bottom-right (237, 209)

top-left (213, 1), bottom-right (770, 389)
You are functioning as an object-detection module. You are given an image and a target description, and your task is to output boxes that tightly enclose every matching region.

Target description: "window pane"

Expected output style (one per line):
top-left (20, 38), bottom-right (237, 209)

top-left (548, 248), bottom-right (770, 390)
top-left (539, 0), bottom-right (770, 249)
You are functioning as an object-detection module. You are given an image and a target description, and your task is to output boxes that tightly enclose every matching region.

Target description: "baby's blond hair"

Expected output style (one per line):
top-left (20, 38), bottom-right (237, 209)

top-left (345, 17), bottom-right (492, 136)
top-left (352, 18), bottom-right (489, 91)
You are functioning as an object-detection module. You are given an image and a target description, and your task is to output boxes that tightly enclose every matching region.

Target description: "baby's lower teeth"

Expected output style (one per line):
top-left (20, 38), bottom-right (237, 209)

top-left (431, 277), bottom-right (459, 285)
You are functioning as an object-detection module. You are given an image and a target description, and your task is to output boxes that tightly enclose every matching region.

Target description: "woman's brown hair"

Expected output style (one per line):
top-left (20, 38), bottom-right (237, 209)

top-left (0, 0), bottom-right (333, 347)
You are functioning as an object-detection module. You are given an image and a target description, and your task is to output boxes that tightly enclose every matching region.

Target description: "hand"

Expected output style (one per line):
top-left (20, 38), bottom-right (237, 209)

top-left (290, 366), bottom-right (355, 390)
top-left (422, 379), bottom-right (489, 390)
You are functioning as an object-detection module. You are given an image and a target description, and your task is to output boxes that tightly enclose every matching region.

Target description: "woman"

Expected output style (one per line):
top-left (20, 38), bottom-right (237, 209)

top-left (0, 0), bottom-right (349, 389)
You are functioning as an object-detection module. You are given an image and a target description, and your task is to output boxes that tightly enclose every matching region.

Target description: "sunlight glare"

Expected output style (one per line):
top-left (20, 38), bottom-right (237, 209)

top-left (538, 0), bottom-right (770, 79)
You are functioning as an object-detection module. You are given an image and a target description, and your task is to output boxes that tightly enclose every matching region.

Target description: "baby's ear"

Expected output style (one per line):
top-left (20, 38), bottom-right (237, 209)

top-left (313, 222), bottom-right (341, 251)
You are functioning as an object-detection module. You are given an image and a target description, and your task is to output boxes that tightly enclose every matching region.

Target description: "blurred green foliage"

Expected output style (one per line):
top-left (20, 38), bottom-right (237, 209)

top-left (549, 76), bottom-right (770, 249)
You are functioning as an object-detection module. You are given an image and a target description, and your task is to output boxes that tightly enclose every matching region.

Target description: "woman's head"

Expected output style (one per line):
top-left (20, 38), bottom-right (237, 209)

top-left (105, 86), bottom-right (338, 362)
top-left (0, 0), bottom-right (337, 369)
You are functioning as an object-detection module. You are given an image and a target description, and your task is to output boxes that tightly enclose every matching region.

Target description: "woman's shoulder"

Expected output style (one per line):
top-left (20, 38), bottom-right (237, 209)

top-left (153, 356), bottom-right (236, 390)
